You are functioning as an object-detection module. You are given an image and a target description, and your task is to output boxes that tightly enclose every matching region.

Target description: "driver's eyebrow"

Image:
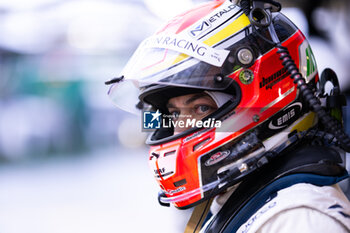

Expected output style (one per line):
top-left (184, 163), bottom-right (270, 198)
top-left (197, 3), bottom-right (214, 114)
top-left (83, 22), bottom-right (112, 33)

top-left (166, 92), bottom-right (209, 108)
top-left (166, 93), bottom-right (209, 109)
top-left (166, 102), bottom-right (175, 109)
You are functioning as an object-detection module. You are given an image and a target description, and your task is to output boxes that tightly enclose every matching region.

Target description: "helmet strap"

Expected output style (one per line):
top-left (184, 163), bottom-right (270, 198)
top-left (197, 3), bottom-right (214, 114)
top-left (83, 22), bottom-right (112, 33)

top-left (184, 198), bottom-right (213, 233)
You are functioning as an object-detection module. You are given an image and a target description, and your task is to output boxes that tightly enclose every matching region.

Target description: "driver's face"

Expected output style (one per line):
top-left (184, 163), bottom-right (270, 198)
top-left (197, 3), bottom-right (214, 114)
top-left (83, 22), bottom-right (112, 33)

top-left (167, 93), bottom-right (218, 134)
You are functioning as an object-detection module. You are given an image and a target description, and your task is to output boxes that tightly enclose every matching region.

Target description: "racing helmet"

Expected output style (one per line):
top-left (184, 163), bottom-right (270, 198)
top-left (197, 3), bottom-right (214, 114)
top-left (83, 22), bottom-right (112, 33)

top-left (108, 0), bottom-right (319, 208)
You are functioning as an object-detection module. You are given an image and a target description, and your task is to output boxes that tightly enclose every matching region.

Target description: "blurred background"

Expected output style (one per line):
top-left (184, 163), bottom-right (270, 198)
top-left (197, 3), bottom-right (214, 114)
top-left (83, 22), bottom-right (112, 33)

top-left (0, 0), bottom-right (349, 232)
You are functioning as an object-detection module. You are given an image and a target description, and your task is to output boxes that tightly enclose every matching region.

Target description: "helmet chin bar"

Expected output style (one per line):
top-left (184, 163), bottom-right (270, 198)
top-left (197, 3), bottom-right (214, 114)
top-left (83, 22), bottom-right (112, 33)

top-left (159, 179), bottom-right (220, 205)
top-left (158, 130), bottom-right (304, 207)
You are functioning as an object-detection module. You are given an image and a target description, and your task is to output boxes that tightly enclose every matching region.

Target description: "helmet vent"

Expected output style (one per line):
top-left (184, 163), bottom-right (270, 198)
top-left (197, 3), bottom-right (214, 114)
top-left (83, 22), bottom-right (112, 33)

top-left (173, 179), bottom-right (187, 187)
top-left (193, 137), bottom-right (211, 151)
top-left (164, 150), bottom-right (176, 157)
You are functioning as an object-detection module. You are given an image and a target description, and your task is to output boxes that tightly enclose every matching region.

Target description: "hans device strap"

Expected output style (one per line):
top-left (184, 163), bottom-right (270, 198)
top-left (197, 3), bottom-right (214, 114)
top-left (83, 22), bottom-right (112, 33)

top-left (185, 199), bottom-right (213, 233)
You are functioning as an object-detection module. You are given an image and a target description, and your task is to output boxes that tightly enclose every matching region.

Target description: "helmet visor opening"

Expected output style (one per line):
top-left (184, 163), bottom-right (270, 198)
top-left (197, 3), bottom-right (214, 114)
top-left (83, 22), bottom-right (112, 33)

top-left (108, 58), bottom-right (237, 115)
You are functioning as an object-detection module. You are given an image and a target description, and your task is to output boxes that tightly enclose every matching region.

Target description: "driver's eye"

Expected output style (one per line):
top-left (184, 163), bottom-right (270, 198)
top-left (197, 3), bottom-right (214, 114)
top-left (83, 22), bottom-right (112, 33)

top-left (198, 105), bottom-right (210, 113)
top-left (195, 105), bottom-right (214, 115)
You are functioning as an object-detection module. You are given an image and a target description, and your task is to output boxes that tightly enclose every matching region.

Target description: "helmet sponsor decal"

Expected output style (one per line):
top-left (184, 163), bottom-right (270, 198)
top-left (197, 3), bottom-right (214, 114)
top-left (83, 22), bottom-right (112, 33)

top-left (188, 2), bottom-right (237, 38)
top-left (150, 148), bottom-right (177, 180)
top-left (165, 187), bottom-right (186, 195)
top-left (268, 102), bottom-right (303, 130)
top-left (183, 128), bottom-right (211, 143)
top-left (189, 20), bottom-right (212, 38)
top-left (205, 150), bottom-right (231, 166)
top-left (259, 67), bottom-right (289, 90)
top-left (154, 167), bottom-right (174, 178)
top-left (206, 3), bottom-right (237, 23)
top-left (299, 40), bottom-right (317, 82)
top-left (140, 33), bottom-right (230, 67)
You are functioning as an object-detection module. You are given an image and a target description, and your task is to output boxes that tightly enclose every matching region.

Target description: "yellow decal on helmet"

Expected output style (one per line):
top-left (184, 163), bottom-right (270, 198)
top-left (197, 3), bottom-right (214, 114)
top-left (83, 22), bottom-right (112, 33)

top-left (203, 14), bottom-right (250, 46)
top-left (172, 13), bottom-right (251, 65)
top-left (291, 112), bottom-right (317, 132)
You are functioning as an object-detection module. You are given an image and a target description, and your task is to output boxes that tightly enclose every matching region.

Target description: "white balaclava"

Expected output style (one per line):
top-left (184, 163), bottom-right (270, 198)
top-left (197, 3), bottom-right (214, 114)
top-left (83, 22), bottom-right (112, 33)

top-left (205, 91), bottom-right (233, 108)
